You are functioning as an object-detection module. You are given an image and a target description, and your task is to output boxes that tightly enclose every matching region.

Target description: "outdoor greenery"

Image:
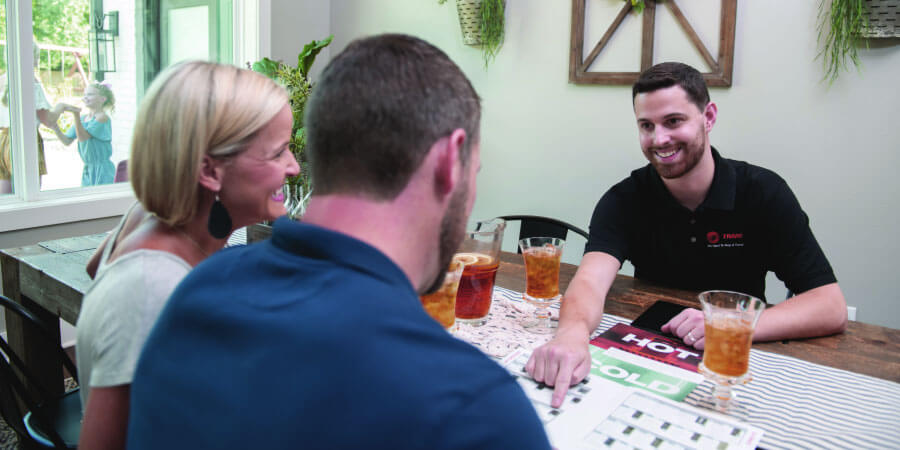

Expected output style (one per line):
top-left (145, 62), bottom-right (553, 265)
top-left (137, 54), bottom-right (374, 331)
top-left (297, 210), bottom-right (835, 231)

top-left (0, 0), bottom-right (90, 72)
top-left (252, 35), bottom-right (333, 218)
top-left (817, 0), bottom-right (870, 84)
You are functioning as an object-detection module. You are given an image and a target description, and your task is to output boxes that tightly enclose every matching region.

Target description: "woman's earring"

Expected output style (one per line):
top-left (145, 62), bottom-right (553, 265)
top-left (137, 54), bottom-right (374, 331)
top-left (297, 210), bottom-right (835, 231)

top-left (207, 195), bottom-right (232, 239)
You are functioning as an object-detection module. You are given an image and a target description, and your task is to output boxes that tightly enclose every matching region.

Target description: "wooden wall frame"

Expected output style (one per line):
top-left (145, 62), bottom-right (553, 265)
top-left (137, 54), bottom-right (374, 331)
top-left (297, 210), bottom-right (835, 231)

top-left (569, 0), bottom-right (737, 86)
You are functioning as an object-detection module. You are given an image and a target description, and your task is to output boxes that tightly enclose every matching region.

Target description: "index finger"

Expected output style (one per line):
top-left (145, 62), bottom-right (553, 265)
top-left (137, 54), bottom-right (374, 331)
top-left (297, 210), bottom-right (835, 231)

top-left (550, 358), bottom-right (576, 408)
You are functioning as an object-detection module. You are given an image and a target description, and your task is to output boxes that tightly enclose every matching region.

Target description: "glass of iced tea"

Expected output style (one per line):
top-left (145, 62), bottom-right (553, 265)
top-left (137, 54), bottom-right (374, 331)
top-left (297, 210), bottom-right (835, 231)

top-left (419, 260), bottom-right (464, 331)
top-left (454, 218), bottom-right (505, 327)
top-left (519, 237), bottom-right (565, 334)
top-left (698, 290), bottom-right (765, 413)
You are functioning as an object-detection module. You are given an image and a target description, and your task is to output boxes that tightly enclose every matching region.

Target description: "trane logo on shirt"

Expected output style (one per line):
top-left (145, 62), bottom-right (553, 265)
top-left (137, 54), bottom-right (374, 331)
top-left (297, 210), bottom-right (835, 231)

top-left (706, 231), bottom-right (744, 248)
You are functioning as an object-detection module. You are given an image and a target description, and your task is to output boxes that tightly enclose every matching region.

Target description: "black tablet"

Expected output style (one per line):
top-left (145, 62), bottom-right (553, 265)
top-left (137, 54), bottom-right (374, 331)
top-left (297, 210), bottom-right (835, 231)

top-left (631, 300), bottom-right (690, 335)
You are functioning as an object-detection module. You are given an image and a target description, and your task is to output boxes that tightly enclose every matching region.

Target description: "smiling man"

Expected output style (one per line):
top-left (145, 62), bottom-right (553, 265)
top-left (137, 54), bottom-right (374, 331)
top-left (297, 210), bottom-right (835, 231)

top-left (526, 62), bottom-right (847, 408)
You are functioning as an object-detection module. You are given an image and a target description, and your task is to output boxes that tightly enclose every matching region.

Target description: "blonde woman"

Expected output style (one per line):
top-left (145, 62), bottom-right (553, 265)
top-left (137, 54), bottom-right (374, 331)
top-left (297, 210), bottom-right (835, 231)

top-left (76, 61), bottom-right (298, 450)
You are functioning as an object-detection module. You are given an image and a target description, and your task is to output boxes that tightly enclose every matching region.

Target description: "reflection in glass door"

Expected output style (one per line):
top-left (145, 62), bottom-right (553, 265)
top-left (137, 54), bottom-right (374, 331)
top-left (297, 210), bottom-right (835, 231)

top-left (160, 0), bottom-right (231, 67)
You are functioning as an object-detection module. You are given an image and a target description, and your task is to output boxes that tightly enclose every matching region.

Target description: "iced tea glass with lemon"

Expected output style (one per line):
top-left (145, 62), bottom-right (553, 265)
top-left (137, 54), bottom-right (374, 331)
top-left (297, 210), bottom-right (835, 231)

top-left (454, 218), bottom-right (505, 327)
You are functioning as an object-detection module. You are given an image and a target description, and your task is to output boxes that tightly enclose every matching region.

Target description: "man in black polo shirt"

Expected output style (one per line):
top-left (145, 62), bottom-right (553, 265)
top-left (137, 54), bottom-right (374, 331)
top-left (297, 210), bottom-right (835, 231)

top-left (526, 62), bottom-right (847, 408)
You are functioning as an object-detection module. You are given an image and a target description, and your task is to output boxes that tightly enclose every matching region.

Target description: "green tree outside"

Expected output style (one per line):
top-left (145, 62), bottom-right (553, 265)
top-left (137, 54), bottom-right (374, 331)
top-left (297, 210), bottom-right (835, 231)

top-left (0, 0), bottom-right (90, 72)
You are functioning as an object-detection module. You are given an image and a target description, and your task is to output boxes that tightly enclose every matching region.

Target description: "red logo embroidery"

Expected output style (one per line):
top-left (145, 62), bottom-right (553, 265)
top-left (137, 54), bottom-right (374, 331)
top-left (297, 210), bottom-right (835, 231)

top-left (706, 232), bottom-right (720, 244)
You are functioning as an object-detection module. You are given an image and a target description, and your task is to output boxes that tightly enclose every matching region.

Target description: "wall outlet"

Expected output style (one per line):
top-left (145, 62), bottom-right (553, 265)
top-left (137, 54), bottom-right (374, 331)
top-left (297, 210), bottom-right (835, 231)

top-left (847, 306), bottom-right (857, 321)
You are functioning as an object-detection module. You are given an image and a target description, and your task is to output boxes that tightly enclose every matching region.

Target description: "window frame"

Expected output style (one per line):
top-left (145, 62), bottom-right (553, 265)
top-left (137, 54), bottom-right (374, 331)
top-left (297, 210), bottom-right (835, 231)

top-left (0, 0), bottom-right (268, 233)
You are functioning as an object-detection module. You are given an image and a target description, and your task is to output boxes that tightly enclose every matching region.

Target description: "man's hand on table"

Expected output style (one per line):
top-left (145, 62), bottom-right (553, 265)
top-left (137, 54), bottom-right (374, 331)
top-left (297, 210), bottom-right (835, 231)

top-left (525, 326), bottom-right (592, 408)
top-left (661, 308), bottom-right (705, 350)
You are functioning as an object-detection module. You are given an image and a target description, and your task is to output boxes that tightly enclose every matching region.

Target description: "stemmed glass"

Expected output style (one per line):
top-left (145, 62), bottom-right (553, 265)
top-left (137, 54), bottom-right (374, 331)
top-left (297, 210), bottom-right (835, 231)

top-left (519, 237), bottom-right (565, 334)
top-left (697, 290), bottom-right (765, 413)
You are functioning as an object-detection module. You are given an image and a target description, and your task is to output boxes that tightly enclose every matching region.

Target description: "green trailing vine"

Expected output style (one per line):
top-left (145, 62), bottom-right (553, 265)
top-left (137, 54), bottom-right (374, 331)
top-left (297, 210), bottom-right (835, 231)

top-left (438, 0), bottom-right (505, 68)
top-left (480, 0), bottom-right (505, 67)
top-left (816, 0), bottom-right (870, 84)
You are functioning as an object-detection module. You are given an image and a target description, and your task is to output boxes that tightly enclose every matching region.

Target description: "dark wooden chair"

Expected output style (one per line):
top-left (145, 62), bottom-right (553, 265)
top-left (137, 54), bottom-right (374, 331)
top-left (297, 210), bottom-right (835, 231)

top-left (499, 215), bottom-right (589, 253)
top-left (0, 295), bottom-right (81, 449)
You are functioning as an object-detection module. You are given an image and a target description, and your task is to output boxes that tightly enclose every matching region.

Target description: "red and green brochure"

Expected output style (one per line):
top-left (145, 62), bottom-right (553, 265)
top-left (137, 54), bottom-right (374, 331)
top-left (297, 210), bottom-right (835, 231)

top-left (590, 323), bottom-right (702, 372)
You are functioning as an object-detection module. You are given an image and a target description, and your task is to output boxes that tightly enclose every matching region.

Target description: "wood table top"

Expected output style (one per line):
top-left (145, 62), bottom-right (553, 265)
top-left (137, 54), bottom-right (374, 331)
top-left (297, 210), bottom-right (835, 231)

top-left (496, 251), bottom-right (900, 383)
top-left (3, 237), bottom-right (898, 383)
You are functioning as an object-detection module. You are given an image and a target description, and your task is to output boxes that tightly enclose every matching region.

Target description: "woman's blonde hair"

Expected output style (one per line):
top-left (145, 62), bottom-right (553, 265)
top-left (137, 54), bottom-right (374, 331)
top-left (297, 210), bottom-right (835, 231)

top-left (129, 61), bottom-right (288, 226)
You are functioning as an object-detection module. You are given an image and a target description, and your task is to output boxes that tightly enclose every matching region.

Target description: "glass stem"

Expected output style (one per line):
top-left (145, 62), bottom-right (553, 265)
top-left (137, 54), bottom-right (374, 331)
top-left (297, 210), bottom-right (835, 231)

top-left (712, 382), bottom-right (733, 412)
top-left (534, 307), bottom-right (551, 325)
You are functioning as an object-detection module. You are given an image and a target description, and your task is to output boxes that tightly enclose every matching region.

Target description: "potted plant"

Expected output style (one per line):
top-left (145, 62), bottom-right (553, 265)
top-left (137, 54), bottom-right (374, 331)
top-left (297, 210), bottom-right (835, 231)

top-left (816, 0), bottom-right (898, 84)
top-left (251, 35), bottom-right (333, 218)
top-left (441, 0), bottom-right (505, 67)
top-left (816, 0), bottom-right (871, 83)
top-left (245, 36), bottom-right (331, 243)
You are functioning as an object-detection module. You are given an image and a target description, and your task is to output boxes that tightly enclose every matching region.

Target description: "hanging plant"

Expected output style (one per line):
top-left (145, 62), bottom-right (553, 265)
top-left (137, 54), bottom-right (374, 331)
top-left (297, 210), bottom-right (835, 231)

top-left (441, 0), bottom-right (506, 68)
top-left (479, 0), bottom-right (505, 67)
top-left (630, 0), bottom-right (646, 14)
top-left (816, 0), bottom-right (870, 84)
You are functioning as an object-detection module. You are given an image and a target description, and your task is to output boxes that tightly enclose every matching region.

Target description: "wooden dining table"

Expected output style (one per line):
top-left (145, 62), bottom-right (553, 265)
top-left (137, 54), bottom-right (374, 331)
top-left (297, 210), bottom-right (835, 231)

top-left (2, 234), bottom-right (899, 403)
top-left (495, 251), bottom-right (900, 383)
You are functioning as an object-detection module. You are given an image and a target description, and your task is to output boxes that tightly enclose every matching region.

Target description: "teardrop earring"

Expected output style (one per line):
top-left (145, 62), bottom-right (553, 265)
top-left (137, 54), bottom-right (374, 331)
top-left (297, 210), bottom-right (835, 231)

top-left (207, 195), bottom-right (232, 239)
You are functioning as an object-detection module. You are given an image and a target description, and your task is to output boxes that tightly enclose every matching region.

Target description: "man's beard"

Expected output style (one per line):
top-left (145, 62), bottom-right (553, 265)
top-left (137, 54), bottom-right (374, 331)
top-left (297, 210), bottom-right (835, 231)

top-left (420, 182), bottom-right (469, 295)
top-left (649, 126), bottom-right (707, 180)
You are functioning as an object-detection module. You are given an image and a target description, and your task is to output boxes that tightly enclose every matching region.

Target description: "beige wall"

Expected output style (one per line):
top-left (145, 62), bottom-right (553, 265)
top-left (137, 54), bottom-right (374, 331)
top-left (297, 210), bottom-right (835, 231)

top-left (276, 0), bottom-right (899, 327)
top-left (2, 1), bottom-right (896, 334)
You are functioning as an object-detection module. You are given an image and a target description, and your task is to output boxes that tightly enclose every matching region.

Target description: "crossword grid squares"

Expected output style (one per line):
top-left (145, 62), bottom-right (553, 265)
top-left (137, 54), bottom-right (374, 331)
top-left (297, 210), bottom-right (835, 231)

top-left (582, 391), bottom-right (750, 449)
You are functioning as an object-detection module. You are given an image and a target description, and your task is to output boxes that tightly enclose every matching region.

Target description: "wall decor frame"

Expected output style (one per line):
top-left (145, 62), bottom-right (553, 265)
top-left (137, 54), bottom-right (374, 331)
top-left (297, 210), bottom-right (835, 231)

top-left (569, 0), bottom-right (737, 86)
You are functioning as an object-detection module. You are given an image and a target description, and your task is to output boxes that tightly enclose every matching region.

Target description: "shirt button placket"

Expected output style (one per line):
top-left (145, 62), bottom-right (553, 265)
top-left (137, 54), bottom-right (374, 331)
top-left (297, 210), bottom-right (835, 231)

top-left (689, 216), bottom-right (697, 243)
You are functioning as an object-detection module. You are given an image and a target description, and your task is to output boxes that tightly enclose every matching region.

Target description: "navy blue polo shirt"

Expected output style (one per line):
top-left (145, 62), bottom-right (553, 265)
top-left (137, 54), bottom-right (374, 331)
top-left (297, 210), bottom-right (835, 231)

top-left (129, 217), bottom-right (550, 449)
top-left (586, 148), bottom-right (836, 301)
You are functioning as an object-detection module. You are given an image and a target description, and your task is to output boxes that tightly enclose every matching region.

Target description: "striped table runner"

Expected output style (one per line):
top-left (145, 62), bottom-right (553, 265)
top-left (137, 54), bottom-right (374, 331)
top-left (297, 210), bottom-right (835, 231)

top-left (226, 227), bottom-right (247, 247)
top-left (481, 287), bottom-right (900, 450)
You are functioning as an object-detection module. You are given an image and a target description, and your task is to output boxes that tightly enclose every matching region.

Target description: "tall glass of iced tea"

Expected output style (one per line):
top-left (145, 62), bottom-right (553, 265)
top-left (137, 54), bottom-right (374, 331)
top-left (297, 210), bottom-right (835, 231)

top-left (419, 260), bottom-right (464, 331)
top-left (454, 218), bottom-right (505, 327)
top-left (519, 237), bottom-right (565, 334)
top-left (698, 290), bottom-right (765, 413)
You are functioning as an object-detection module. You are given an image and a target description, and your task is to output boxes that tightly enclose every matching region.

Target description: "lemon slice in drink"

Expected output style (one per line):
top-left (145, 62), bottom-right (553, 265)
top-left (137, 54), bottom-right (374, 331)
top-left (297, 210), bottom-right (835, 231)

top-left (453, 253), bottom-right (480, 266)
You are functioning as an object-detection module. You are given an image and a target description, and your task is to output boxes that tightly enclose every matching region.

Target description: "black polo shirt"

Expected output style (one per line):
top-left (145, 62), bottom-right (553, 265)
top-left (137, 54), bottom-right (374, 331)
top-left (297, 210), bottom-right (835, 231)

top-left (586, 148), bottom-right (836, 301)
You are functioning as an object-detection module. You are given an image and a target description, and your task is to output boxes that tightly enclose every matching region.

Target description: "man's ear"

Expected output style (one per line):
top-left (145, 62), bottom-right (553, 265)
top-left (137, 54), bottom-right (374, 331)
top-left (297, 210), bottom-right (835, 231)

top-left (433, 128), bottom-right (466, 198)
top-left (198, 155), bottom-right (225, 193)
top-left (704, 102), bottom-right (718, 132)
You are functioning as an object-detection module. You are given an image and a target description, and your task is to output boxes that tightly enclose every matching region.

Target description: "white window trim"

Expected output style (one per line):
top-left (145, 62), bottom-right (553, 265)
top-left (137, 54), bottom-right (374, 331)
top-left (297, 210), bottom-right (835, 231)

top-left (0, 0), bottom-right (265, 232)
top-left (233, 0), bottom-right (270, 67)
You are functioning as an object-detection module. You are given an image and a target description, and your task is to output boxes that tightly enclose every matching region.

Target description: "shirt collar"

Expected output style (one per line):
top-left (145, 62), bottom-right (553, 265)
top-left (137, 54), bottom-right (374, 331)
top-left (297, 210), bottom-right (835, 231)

top-left (699, 147), bottom-right (737, 211)
top-left (647, 146), bottom-right (736, 212)
top-left (269, 216), bottom-right (415, 293)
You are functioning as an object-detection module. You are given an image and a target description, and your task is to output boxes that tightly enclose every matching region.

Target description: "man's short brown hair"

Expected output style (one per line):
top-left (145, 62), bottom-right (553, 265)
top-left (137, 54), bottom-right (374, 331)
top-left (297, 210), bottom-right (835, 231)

top-left (632, 62), bottom-right (710, 112)
top-left (305, 34), bottom-right (481, 200)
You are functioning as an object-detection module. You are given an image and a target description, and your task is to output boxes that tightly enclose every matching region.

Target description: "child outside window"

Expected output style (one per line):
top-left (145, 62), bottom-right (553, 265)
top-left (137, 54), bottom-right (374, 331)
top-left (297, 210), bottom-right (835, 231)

top-left (51, 81), bottom-right (115, 186)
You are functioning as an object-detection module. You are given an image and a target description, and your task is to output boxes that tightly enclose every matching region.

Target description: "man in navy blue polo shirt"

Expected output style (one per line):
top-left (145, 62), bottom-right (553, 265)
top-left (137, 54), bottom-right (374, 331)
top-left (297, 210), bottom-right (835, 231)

top-left (127, 35), bottom-right (551, 449)
top-left (526, 62), bottom-right (847, 408)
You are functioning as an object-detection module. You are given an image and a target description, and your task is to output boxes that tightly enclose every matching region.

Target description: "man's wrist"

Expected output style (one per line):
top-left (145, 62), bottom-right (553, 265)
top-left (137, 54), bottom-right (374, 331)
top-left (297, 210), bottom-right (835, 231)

top-left (556, 317), bottom-right (595, 342)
